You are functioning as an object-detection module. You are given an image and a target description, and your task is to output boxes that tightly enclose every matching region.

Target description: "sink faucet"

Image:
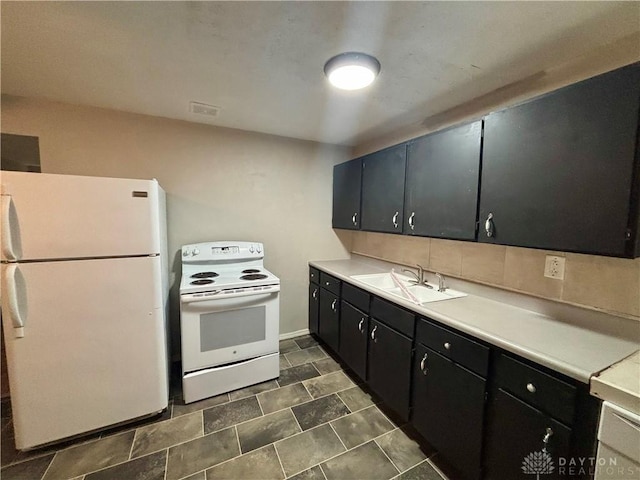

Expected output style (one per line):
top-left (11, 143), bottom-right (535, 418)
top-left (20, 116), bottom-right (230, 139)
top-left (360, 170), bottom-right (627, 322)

top-left (435, 273), bottom-right (446, 292)
top-left (401, 264), bottom-right (426, 284)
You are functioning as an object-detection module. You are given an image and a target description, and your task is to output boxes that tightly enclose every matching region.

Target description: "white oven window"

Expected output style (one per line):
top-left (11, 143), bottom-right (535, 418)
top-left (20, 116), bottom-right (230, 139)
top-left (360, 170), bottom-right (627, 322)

top-left (199, 306), bottom-right (266, 352)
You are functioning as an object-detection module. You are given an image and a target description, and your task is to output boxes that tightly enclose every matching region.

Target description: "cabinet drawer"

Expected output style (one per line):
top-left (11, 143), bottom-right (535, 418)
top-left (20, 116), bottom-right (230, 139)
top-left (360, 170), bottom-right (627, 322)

top-left (342, 283), bottom-right (370, 313)
top-left (416, 318), bottom-right (489, 378)
top-left (370, 296), bottom-right (415, 338)
top-left (319, 272), bottom-right (341, 295)
top-left (495, 354), bottom-right (576, 425)
top-left (309, 267), bottom-right (320, 284)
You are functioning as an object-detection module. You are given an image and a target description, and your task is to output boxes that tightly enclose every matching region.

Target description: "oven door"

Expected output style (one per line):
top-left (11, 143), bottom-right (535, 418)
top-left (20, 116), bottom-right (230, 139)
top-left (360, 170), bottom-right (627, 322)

top-left (180, 289), bottom-right (279, 372)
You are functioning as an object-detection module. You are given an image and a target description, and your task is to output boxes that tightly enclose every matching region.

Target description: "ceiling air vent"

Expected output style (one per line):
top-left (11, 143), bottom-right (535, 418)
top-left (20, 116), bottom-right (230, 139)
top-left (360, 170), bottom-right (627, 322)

top-left (189, 101), bottom-right (220, 117)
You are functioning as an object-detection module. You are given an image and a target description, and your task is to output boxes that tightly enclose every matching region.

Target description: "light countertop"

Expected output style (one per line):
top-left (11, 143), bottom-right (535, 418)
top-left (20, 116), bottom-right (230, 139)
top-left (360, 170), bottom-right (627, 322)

top-left (591, 350), bottom-right (640, 415)
top-left (310, 255), bottom-right (640, 385)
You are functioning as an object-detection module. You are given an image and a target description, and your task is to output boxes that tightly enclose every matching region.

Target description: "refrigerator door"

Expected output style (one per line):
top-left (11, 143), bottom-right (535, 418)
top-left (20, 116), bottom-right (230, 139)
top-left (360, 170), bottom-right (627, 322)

top-left (0, 171), bottom-right (162, 261)
top-left (1, 256), bottom-right (168, 450)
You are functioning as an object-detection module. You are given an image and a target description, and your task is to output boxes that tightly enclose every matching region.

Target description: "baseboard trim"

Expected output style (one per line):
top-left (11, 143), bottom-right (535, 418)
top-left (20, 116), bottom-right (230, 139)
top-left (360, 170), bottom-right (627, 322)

top-left (279, 328), bottom-right (310, 340)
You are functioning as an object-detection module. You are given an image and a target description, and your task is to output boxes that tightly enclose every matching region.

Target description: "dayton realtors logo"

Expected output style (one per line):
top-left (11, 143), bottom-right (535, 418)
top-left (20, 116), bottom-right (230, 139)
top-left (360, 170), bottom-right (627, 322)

top-left (522, 450), bottom-right (555, 479)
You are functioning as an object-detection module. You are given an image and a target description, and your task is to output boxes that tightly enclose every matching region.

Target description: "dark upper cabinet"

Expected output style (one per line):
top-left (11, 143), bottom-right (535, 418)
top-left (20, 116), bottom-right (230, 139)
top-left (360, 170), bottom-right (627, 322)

top-left (479, 62), bottom-right (640, 257)
top-left (332, 158), bottom-right (362, 230)
top-left (361, 144), bottom-right (407, 234)
top-left (404, 121), bottom-right (482, 240)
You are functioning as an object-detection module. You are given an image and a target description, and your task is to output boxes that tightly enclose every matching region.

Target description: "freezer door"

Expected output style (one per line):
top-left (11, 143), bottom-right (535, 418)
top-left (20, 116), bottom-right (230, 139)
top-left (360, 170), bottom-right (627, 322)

top-left (1, 256), bottom-right (168, 449)
top-left (0, 171), bottom-right (162, 261)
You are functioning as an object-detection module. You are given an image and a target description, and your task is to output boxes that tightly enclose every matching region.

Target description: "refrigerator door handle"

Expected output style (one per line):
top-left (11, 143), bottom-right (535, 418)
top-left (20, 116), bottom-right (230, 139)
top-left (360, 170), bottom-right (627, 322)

top-left (4, 264), bottom-right (26, 338)
top-left (1, 194), bottom-right (20, 261)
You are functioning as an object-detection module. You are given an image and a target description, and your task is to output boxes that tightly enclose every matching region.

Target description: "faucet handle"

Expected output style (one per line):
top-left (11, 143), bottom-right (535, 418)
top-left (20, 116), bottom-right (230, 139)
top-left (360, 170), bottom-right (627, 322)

top-left (435, 273), bottom-right (447, 292)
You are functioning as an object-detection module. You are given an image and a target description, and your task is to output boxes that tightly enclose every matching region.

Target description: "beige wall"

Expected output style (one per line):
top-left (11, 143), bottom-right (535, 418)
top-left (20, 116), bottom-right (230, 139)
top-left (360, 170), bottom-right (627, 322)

top-left (1, 95), bottom-right (353, 355)
top-left (352, 232), bottom-right (640, 319)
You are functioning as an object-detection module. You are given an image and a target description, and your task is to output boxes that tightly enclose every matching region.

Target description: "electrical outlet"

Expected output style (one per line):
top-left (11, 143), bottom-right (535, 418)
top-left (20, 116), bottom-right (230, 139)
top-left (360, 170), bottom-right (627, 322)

top-left (544, 255), bottom-right (565, 280)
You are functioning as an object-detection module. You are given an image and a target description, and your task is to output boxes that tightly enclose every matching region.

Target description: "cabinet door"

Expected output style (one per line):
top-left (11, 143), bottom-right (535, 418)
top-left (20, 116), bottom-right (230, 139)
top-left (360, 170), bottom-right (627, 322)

top-left (479, 63), bottom-right (640, 256)
top-left (484, 389), bottom-right (572, 480)
top-left (332, 159), bottom-right (362, 230)
top-left (308, 283), bottom-right (320, 335)
top-left (404, 121), bottom-right (482, 240)
top-left (318, 289), bottom-right (340, 353)
top-left (411, 345), bottom-right (485, 480)
top-left (367, 319), bottom-right (412, 420)
top-left (339, 301), bottom-right (368, 380)
top-left (361, 144), bottom-right (407, 233)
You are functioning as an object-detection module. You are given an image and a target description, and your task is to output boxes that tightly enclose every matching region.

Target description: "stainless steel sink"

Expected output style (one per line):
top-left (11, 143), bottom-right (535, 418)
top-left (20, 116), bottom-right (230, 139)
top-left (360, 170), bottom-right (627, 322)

top-left (350, 272), bottom-right (467, 304)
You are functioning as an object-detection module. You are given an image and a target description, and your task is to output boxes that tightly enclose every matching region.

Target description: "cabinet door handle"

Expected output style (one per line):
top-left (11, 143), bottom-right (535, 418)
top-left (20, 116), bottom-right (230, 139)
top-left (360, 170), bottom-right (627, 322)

top-left (420, 353), bottom-right (428, 375)
top-left (542, 427), bottom-right (553, 452)
top-left (370, 325), bottom-right (378, 341)
top-left (444, 342), bottom-right (451, 350)
top-left (352, 212), bottom-right (358, 226)
top-left (392, 211), bottom-right (399, 229)
top-left (312, 288), bottom-right (318, 299)
top-left (485, 212), bottom-right (494, 237)
top-left (408, 212), bottom-right (415, 230)
top-left (526, 383), bottom-right (536, 393)
top-left (358, 318), bottom-right (365, 333)
top-left (331, 299), bottom-right (337, 312)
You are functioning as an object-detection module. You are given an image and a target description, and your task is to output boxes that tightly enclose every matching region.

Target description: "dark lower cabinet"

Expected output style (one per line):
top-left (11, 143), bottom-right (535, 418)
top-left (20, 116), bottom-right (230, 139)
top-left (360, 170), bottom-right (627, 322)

top-left (308, 283), bottom-right (319, 335)
top-left (367, 319), bottom-right (412, 420)
top-left (339, 301), bottom-right (368, 380)
top-left (484, 389), bottom-right (572, 480)
top-left (318, 288), bottom-right (340, 353)
top-left (411, 344), bottom-right (486, 480)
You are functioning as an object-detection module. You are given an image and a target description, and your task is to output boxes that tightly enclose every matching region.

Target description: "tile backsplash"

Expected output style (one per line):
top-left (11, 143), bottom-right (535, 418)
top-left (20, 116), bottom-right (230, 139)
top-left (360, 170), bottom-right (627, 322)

top-left (351, 231), bottom-right (640, 319)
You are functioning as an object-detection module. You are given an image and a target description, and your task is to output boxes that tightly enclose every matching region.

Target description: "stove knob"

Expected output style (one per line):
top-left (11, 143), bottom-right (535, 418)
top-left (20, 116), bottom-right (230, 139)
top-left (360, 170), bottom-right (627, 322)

top-left (249, 245), bottom-right (254, 253)
top-left (183, 249), bottom-right (190, 257)
top-left (192, 248), bottom-right (200, 256)
top-left (257, 245), bottom-right (262, 253)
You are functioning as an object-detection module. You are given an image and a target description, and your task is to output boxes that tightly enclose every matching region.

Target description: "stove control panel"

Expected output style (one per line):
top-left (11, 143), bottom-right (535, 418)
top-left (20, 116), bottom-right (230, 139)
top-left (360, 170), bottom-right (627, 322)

top-left (182, 241), bottom-right (265, 262)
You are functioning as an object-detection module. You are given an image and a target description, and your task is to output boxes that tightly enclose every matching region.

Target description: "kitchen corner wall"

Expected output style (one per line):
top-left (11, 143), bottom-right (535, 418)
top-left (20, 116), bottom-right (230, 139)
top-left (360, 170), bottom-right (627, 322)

top-left (1, 95), bottom-right (353, 356)
top-left (351, 232), bottom-right (640, 320)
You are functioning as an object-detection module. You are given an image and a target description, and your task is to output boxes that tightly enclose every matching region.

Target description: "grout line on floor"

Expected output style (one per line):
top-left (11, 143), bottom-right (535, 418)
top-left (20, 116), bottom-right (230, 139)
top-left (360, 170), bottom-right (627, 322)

top-left (233, 425), bottom-right (242, 456)
top-left (289, 407), bottom-right (304, 433)
top-left (163, 447), bottom-right (169, 480)
top-left (128, 427), bottom-right (138, 460)
top-left (373, 436), bottom-right (402, 476)
top-left (426, 455), bottom-right (450, 480)
top-left (271, 441), bottom-right (288, 480)
top-left (37, 450), bottom-right (56, 480)
top-left (328, 422), bottom-right (348, 452)
top-left (318, 463), bottom-right (329, 480)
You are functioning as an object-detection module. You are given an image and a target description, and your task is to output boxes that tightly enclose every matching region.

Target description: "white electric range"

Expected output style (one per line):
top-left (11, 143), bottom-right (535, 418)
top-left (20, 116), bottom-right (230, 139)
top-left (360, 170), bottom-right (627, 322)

top-left (179, 241), bottom-right (280, 403)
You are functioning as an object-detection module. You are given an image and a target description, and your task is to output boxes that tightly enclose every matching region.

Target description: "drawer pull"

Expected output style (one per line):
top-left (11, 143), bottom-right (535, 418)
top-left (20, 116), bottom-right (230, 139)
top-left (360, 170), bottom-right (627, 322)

top-left (542, 427), bottom-right (553, 452)
top-left (444, 342), bottom-right (451, 350)
top-left (527, 383), bottom-right (537, 393)
top-left (312, 288), bottom-right (318, 299)
top-left (392, 211), bottom-right (399, 229)
top-left (352, 213), bottom-right (358, 226)
top-left (331, 299), bottom-right (337, 312)
top-left (358, 318), bottom-right (365, 333)
top-left (371, 325), bottom-right (378, 342)
top-left (420, 353), bottom-right (428, 375)
top-left (325, 281), bottom-right (330, 286)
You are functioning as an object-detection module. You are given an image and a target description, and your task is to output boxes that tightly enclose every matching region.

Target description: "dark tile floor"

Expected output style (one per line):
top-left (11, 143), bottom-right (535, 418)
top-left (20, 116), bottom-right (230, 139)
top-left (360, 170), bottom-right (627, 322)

top-left (0, 335), bottom-right (452, 480)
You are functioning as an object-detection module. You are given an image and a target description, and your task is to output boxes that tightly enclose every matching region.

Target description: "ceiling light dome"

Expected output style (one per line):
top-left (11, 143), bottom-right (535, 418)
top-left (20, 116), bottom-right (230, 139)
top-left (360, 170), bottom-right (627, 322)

top-left (324, 52), bottom-right (381, 91)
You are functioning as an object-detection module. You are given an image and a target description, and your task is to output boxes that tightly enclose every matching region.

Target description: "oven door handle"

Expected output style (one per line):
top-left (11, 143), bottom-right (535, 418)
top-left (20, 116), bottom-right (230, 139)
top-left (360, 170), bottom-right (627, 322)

top-left (181, 286), bottom-right (280, 304)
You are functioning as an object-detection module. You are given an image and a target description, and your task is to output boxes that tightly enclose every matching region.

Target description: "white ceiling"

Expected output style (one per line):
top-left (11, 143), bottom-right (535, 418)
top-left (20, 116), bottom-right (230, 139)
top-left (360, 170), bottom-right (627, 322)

top-left (2, 1), bottom-right (639, 146)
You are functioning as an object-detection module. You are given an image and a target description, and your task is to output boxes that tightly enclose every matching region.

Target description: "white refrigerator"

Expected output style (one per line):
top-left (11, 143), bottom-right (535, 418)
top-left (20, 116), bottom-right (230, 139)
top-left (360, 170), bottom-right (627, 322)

top-left (0, 171), bottom-right (169, 450)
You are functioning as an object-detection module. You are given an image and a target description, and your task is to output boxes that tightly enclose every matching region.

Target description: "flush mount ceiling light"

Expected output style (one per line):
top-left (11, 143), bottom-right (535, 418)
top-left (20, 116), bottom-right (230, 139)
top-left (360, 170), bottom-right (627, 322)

top-left (324, 52), bottom-right (381, 91)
